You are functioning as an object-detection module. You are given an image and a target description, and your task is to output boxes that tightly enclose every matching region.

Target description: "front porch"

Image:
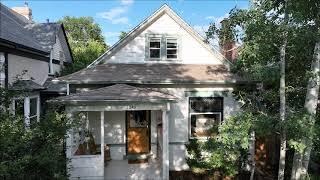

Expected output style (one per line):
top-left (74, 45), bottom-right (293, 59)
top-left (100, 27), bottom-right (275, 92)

top-left (104, 159), bottom-right (161, 180)
top-left (56, 84), bottom-right (177, 179)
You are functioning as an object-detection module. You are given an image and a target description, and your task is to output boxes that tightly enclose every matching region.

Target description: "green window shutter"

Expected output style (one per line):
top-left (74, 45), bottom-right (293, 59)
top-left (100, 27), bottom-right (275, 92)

top-left (161, 34), bottom-right (166, 61)
top-left (145, 33), bottom-right (150, 60)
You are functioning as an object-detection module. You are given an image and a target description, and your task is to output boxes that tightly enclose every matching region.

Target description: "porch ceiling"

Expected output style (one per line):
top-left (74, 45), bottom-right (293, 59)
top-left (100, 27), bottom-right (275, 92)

top-left (51, 84), bottom-right (178, 104)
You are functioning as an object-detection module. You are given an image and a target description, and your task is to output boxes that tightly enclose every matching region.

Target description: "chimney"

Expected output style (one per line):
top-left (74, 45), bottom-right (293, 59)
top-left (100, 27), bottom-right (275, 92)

top-left (222, 41), bottom-right (238, 63)
top-left (220, 19), bottom-right (238, 62)
top-left (11, 2), bottom-right (32, 21)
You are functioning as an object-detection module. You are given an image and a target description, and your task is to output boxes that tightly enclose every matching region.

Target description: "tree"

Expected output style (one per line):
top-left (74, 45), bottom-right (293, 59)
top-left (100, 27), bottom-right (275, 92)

top-left (206, 0), bottom-right (318, 178)
top-left (278, 1), bottom-right (289, 179)
top-left (119, 31), bottom-right (127, 40)
top-left (0, 88), bottom-right (74, 179)
top-left (289, 1), bottom-right (320, 178)
top-left (59, 16), bottom-right (108, 75)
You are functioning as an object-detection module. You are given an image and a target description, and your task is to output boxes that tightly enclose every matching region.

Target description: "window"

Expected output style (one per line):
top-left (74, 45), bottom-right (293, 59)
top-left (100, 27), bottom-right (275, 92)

top-left (146, 35), bottom-right (179, 61)
top-left (128, 111), bottom-right (149, 127)
top-left (29, 97), bottom-right (38, 124)
top-left (13, 96), bottom-right (40, 126)
top-left (189, 97), bottom-right (223, 138)
top-left (14, 99), bottom-right (24, 117)
top-left (72, 112), bottom-right (101, 156)
top-left (166, 38), bottom-right (178, 59)
top-left (149, 38), bottom-right (161, 59)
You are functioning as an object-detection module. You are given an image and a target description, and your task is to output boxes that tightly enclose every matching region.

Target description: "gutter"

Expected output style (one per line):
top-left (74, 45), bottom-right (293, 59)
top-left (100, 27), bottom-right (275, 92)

top-left (0, 38), bottom-right (49, 57)
top-left (55, 79), bottom-right (257, 85)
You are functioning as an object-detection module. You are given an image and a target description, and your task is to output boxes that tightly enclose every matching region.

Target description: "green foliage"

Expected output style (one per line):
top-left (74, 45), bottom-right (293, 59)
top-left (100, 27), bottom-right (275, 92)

top-left (186, 112), bottom-right (256, 177)
top-left (59, 16), bottom-right (105, 45)
top-left (119, 31), bottom-right (127, 40)
top-left (0, 88), bottom-right (74, 179)
top-left (61, 39), bottom-right (106, 75)
top-left (59, 16), bottom-right (108, 75)
top-left (203, 0), bottom-right (320, 177)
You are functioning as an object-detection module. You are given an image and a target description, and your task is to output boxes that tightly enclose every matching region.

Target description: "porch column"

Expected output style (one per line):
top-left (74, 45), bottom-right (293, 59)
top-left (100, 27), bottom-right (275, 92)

top-left (162, 103), bottom-right (170, 180)
top-left (24, 96), bottom-right (30, 128)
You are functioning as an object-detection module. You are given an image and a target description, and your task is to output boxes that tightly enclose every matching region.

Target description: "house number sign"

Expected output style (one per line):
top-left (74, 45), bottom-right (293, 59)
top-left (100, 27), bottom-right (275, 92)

top-left (127, 105), bottom-right (136, 110)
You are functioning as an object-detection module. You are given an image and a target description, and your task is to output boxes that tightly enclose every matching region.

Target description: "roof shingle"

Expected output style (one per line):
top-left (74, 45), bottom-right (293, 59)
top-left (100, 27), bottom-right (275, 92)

top-left (59, 63), bottom-right (245, 84)
top-left (52, 84), bottom-right (178, 103)
top-left (0, 3), bottom-right (61, 53)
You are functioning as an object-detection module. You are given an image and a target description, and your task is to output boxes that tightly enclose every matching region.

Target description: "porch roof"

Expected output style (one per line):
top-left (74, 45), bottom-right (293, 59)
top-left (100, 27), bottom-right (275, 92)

top-left (51, 84), bottom-right (178, 104)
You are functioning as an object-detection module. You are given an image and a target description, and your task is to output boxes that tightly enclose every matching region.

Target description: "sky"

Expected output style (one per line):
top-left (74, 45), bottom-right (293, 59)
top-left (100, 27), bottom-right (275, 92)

top-left (2, 0), bottom-right (249, 46)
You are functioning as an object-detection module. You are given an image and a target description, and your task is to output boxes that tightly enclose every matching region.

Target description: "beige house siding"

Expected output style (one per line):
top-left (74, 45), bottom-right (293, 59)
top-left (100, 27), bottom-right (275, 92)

top-left (8, 54), bottom-right (49, 85)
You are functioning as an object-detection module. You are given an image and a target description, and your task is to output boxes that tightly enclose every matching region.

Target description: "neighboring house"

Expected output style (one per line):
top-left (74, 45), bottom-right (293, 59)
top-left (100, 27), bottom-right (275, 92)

top-left (0, 3), bottom-right (72, 125)
top-left (55, 4), bottom-right (249, 180)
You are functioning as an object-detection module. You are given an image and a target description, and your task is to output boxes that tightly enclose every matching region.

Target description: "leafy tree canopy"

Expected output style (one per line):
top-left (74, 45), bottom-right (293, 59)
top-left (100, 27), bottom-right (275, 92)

top-left (59, 16), bottom-right (108, 75)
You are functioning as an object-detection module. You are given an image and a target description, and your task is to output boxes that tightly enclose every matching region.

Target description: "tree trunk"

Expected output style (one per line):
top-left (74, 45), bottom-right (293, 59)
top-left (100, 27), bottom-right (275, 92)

top-left (249, 131), bottom-right (255, 180)
top-left (291, 35), bottom-right (320, 180)
top-left (278, 3), bottom-right (288, 179)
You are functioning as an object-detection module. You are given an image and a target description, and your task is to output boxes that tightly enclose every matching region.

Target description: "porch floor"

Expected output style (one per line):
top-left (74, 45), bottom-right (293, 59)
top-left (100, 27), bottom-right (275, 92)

top-left (104, 159), bottom-right (162, 180)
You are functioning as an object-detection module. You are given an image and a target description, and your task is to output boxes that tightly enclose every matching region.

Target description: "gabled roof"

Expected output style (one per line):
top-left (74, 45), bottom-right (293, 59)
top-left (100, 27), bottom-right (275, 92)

top-left (87, 4), bottom-right (231, 68)
top-left (51, 84), bottom-right (178, 104)
top-left (25, 22), bottom-right (61, 52)
top-left (0, 3), bottom-right (72, 58)
top-left (58, 63), bottom-right (245, 84)
top-left (0, 3), bottom-right (48, 53)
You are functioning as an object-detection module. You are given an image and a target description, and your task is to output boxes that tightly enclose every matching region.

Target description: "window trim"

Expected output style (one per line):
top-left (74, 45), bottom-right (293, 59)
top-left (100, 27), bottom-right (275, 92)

top-left (188, 96), bottom-right (224, 140)
top-left (145, 34), bottom-right (180, 61)
top-left (12, 94), bottom-right (40, 126)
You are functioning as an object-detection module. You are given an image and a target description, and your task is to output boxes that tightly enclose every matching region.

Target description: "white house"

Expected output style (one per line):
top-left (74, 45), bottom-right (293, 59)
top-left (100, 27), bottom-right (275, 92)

top-left (0, 3), bottom-right (73, 125)
top-left (55, 4), bottom-right (248, 180)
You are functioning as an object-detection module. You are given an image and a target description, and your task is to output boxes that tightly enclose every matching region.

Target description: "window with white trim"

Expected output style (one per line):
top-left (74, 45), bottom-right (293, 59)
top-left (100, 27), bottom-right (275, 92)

top-left (13, 95), bottom-right (40, 126)
top-left (146, 34), bottom-right (179, 61)
top-left (166, 38), bottom-right (178, 59)
top-left (149, 38), bottom-right (161, 59)
top-left (189, 97), bottom-right (223, 138)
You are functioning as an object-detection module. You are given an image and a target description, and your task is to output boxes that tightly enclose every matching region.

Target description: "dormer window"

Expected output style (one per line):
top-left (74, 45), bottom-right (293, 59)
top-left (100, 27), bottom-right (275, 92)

top-left (146, 34), bottom-right (180, 61)
top-left (166, 38), bottom-right (177, 59)
top-left (149, 38), bottom-right (161, 59)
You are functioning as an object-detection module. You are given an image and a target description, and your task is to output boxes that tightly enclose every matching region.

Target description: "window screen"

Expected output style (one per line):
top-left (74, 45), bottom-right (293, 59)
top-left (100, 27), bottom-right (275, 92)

top-left (189, 97), bottom-right (223, 138)
top-left (166, 38), bottom-right (178, 59)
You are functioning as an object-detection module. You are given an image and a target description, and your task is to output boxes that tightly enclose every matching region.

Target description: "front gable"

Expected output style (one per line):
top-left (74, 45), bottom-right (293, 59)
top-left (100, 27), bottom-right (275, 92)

top-left (89, 4), bottom-right (229, 67)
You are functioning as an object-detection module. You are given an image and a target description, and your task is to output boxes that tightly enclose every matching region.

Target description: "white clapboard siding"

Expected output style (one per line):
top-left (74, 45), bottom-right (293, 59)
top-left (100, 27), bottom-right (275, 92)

top-left (105, 13), bottom-right (223, 65)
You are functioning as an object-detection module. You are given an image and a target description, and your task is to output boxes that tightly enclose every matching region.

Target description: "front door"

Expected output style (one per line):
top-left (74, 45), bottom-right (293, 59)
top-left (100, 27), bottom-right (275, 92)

top-left (126, 110), bottom-right (150, 154)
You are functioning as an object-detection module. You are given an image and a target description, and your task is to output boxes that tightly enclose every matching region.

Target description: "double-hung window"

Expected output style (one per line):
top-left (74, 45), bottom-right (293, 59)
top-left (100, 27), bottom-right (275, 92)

top-left (166, 38), bottom-right (178, 59)
top-left (189, 97), bottom-right (223, 138)
top-left (149, 38), bottom-right (161, 59)
top-left (147, 34), bottom-right (179, 61)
